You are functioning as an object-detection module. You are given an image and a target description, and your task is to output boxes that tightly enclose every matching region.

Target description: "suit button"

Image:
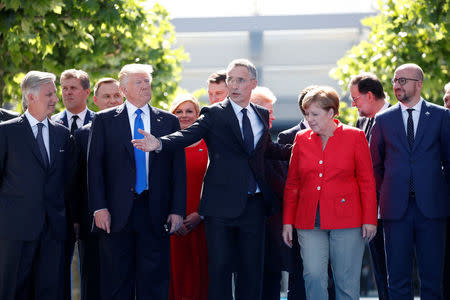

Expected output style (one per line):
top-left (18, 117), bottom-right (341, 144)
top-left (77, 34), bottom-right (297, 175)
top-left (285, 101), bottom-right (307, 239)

top-left (130, 187), bottom-right (135, 192)
top-left (319, 173), bottom-right (323, 177)
top-left (319, 160), bottom-right (323, 164)
top-left (341, 198), bottom-right (346, 203)
top-left (317, 186), bottom-right (321, 191)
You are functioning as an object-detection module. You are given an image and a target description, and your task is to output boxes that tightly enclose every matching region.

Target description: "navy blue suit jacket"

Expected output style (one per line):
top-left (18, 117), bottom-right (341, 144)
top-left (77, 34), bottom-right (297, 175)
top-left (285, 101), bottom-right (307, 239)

top-left (52, 108), bottom-right (94, 128)
top-left (370, 100), bottom-right (450, 220)
top-left (87, 103), bottom-right (186, 233)
top-left (0, 116), bottom-right (75, 240)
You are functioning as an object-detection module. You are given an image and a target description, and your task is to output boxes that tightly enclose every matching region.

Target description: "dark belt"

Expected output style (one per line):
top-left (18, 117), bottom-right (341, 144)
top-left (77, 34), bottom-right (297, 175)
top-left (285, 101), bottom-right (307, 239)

top-left (248, 192), bottom-right (263, 198)
top-left (134, 190), bottom-right (149, 199)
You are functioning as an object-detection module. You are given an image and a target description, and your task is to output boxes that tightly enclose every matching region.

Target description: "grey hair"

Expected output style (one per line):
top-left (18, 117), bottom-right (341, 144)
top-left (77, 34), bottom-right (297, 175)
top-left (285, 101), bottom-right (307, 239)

top-left (20, 71), bottom-right (56, 108)
top-left (119, 64), bottom-right (153, 87)
top-left (250, 86), bottom-right (277, 104)
top-left (444, 82), bottom-right (450, 93)
top-left (226, 59), bottom-right (257, 80)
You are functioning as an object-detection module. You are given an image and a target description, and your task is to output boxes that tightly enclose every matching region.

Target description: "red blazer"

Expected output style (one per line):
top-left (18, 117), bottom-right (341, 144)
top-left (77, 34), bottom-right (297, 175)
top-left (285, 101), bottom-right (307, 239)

top-left (283, 121), bottom-right (377, 230)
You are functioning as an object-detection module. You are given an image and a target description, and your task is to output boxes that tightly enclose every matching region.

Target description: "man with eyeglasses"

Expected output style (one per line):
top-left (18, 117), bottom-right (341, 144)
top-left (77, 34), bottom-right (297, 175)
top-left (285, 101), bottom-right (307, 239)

top-left (370, 64), bottom-right (450, 299)
top-left (349, 73), bottom-right (390, 300)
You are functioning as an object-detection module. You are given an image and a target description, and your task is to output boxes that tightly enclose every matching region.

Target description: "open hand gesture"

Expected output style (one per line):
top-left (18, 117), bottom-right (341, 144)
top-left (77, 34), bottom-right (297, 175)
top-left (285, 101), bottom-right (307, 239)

top-left (132, 128), bottom-right (160, 152)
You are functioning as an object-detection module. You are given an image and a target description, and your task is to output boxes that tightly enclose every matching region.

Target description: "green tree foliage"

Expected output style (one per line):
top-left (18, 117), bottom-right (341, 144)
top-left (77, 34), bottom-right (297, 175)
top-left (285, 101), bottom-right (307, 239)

top-left (0, 0), bottom-right (188, 111)
top-left (331, 0), bottom-right (449, 109)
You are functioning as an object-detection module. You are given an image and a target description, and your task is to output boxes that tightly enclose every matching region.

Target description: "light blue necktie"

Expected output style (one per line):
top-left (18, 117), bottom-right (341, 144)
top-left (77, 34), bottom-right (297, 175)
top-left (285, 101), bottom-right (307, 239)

top-left (134, 109), bottom-right (146, 194)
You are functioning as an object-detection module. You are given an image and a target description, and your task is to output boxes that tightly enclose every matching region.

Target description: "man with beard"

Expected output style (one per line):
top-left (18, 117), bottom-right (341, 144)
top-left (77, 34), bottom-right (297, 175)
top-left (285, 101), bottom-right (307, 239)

top-left (370, 63), bottom-right (450, 299)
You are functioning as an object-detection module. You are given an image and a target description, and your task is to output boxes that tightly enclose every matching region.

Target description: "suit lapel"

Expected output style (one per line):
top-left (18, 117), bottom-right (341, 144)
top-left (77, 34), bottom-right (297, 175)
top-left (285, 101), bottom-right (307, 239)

top-left (222, 99), bottom-right (246, 150)
top-left (148, 105), bottom-right (161, 175)
top-left (61, 110), bottom-right (69, 127)
top-left (114, 104), bottom-right (134, 163)
top-left (21, 116), bottom-right (47, 170)
top-left (413, 100), bottom-right (430, 151)
top-left (251, 103), bottom-right (268, 152)
top-left (392, 104), bottom-right (411, 152)
top-left (47, 121), bottom-right (58, 169)
top-left (83, 109), bottom-right (93, 125)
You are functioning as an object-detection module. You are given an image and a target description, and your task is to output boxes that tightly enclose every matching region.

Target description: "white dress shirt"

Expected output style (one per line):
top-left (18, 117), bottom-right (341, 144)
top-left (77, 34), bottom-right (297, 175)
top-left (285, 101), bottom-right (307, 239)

top-left (399, 98), bottom-right (423, 137)
top-left (25, 110), bottom-right (50, 161)
top-left (125, 100), bottom-right (150, 191)
top-left (229, 99), bottom-right (264, 148)
top-left (66, 107), bottom-right (88, 129)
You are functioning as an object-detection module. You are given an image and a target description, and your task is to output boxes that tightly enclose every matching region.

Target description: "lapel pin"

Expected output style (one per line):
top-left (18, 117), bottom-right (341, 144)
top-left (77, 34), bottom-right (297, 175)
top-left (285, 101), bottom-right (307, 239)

top-left (425, 111), bottom-right (430, 116)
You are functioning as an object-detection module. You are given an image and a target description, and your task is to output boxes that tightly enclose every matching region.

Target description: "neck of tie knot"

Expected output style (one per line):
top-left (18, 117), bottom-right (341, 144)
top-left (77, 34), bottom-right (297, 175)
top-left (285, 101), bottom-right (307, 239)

top-left (241, 108), bottom-right (247, 115)
top-left (37, 122), bottom-right (44, 131)
top-left (407, 108), bottom-right (414, 115)
top-left (136, 108), bottom-right (143, 117)
top-left (71, 115), bottom-right (79, 133)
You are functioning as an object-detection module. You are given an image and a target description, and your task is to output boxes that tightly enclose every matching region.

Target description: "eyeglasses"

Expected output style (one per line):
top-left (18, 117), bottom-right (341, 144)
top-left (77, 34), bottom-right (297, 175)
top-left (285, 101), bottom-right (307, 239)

top-left (391, 78), bottom-right (420, 86)
top-left (351, 94), bottom-right (364, 104)
top-left (226, 77), bottom-right (248, 85)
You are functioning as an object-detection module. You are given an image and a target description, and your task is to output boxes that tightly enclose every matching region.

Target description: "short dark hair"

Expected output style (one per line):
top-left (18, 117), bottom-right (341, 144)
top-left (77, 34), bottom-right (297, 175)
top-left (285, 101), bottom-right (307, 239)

top-left (207, 70), bottom-right (227, 84)
top-left (349, 73), bottom-right (385, 100)
top-left (94, 78), bottom-right (119, 97)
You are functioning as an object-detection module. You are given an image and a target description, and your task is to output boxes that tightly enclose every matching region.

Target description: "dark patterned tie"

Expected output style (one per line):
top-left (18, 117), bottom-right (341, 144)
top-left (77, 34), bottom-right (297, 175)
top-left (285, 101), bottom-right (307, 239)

top-left (406, 109), bottom-right (414, 149)
top-left (36, 123), bottom-right (49, 168)
top-left (406, 108), bottom-right (415, 196)
top-left (71, 115), bottom-right (79, 134)
top-left (241, 108), bottom-right (256, 194)
top-left (365, 118), bottom-right (374, 137)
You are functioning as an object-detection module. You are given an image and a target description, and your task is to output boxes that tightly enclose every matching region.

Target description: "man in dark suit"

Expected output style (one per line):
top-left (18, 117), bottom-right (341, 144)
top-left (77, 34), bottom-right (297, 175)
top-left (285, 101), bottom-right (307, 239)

top-left (52, 69), bottom-right (94, 131)
top-left (132, 59), bottom-right (291, 300)
top-left (51, 68), bottom-right (95, 300)
top-left (0, 108), bottom-right (19, 122)
top-left (72, 78), bottom-right (123, 300)
top-left (370, 63), bottom-right (450, 299)
top-left (88, 64), bottom-right (186, 299)
top-left (0, 71), bottom-right (74, 299)
top-left (349, 73), bottom-right (390, 300)
top-left (250, 86), bottom-right (294, 300)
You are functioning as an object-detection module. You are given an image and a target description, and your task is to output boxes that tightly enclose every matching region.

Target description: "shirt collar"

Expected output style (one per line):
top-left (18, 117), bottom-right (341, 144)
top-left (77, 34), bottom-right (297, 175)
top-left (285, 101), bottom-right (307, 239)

top-left (125, 100), bottom-right (150, 119)
top-left (399, 98), bottom-right (423, 113)
top-left (66, 107), bottom-right (88, 123)
top-left (25, 110), bottom-right (49, 128)
top-left (229, 97), bottom-right (253, 116)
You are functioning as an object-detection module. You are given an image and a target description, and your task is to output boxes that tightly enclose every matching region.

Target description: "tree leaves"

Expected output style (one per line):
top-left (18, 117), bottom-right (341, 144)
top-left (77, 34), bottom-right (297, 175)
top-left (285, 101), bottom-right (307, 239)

top-left (0, 0), bottom-right (188, 111)
top-left (331, 0), bottom-right (449, 109)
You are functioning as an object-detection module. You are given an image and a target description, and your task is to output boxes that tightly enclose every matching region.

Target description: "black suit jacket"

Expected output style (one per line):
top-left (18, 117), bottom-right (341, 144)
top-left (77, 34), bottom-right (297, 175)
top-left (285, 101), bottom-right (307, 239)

top-left (52, 109), bottom-right (94, 128)
top-left (0, 108), bottom-right (19, 122)
top-left (88, 103), bottom-right (186, 233)
top-left (277, 122), bottom-right (307, 145)
top-left (0, 116), bottom-right (74, 241)
top-left (72, 124), bottom-right (92, 238)
top-left (161, 98), bottom-right (291, 218)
